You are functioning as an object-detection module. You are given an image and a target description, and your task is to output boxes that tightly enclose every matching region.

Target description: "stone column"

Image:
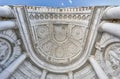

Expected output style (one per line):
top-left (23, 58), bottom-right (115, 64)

top-left (0, 21), bottom-right (17, 31)
top-left (0, 54), bottom-right (27, 79)
top-left (0, 6), bottom-right (14, 17)
top-left (89, 56), bottom-right (109, 79)
top-left (102, 7), bottom-right (120, 19)
top-left (98, 21), bottom-right (120, 38)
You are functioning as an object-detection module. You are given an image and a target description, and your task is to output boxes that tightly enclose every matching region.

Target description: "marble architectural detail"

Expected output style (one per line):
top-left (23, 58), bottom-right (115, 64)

top-left (0, 38), bottom-right (11, 64)
top-left (0, 21), bottom-right (16, 31)
top-left (0, 54), bottom-right (27, 79)
top-left (95, 6), bottom-right (120, 78)
top-left (95, 32), bottom-right (120, 78)
top-left (105, 43), bottom-right (120, 70)
top-left (89, 56), bottom-right (109, 79)
top-left (26, 6), bottom-right (92, 13)
top-left (9, 5), bottom-right (104, 79)
top-left (10, 61), bottom-right (97, 79)
top-left (98, 21), bottom-right (120, 38)
top-left (0, 6), bottom-right (22, 77)
top-left (95, 33), bottom-right (120, 51)
top-left (74, 65), bottom-right (98, 79)
top-left (10, 60), bottom-right (42, 79)
top-left (2, 5), bottom-right (120, 79)
top-left (30, 24), bottom-right (86, 65)
top-left (15, 6), bottom-right (99, 73)
top-left (27, 7), bottom-right (93, 28)
top-left (0, 30), bottom-right (22, 73)
top-left (0, 6), bottom-right (14, 17)
top-left (28, 13), bottom-right (91, 21)
top-left (102, 7), bottom-right (120, 19)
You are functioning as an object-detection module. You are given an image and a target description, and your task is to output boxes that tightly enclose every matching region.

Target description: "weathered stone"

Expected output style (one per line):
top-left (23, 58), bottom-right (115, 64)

top-left (0, 5), bottom-right (120, 79)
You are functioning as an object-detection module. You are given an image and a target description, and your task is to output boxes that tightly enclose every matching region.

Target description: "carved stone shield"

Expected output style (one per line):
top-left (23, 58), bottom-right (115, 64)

top-left (53, 24), bottom-right (68, 42)
top-left (26, 22), bottom-right (88, 72)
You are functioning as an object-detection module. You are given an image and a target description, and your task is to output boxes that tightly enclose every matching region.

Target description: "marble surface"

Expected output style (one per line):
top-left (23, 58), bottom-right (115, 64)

top-left (0, 5), bottom-right (120, 79)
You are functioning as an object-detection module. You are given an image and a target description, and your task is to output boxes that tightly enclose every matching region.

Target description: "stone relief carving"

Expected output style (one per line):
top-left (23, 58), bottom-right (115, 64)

top-left (95, 33), bottom-right (120, 78)
top-left (0, 5), bottom-right (106, 79)
top-left (30, 23), bottom-right (87, 65)
top-left (9, 6), bottom-right (104, 79)
top-left (2, 5), bottom-right (119, 79)
top-left (10, 7), bottom-right (104, 78)
top-left (27, 7), bottom-right (93, 23)
top-left (10, 60), bottom-right (42, 79)
top-left (53, 24), bottom-right (68, 42)
top-left (71, 26), bottom-right (84, 40)
top-left (28, 13), bottom-right (91, 21)
top-left (0, 38), bottom-right (11, 64)
top-left (10, 60), bottom-right (97, 79)
top-left (105, 43), bottom-right (120, 70)
top-left (0, 30), bottom-right (21, 72)
top-left (36, 25), bottom-right (49, 39)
